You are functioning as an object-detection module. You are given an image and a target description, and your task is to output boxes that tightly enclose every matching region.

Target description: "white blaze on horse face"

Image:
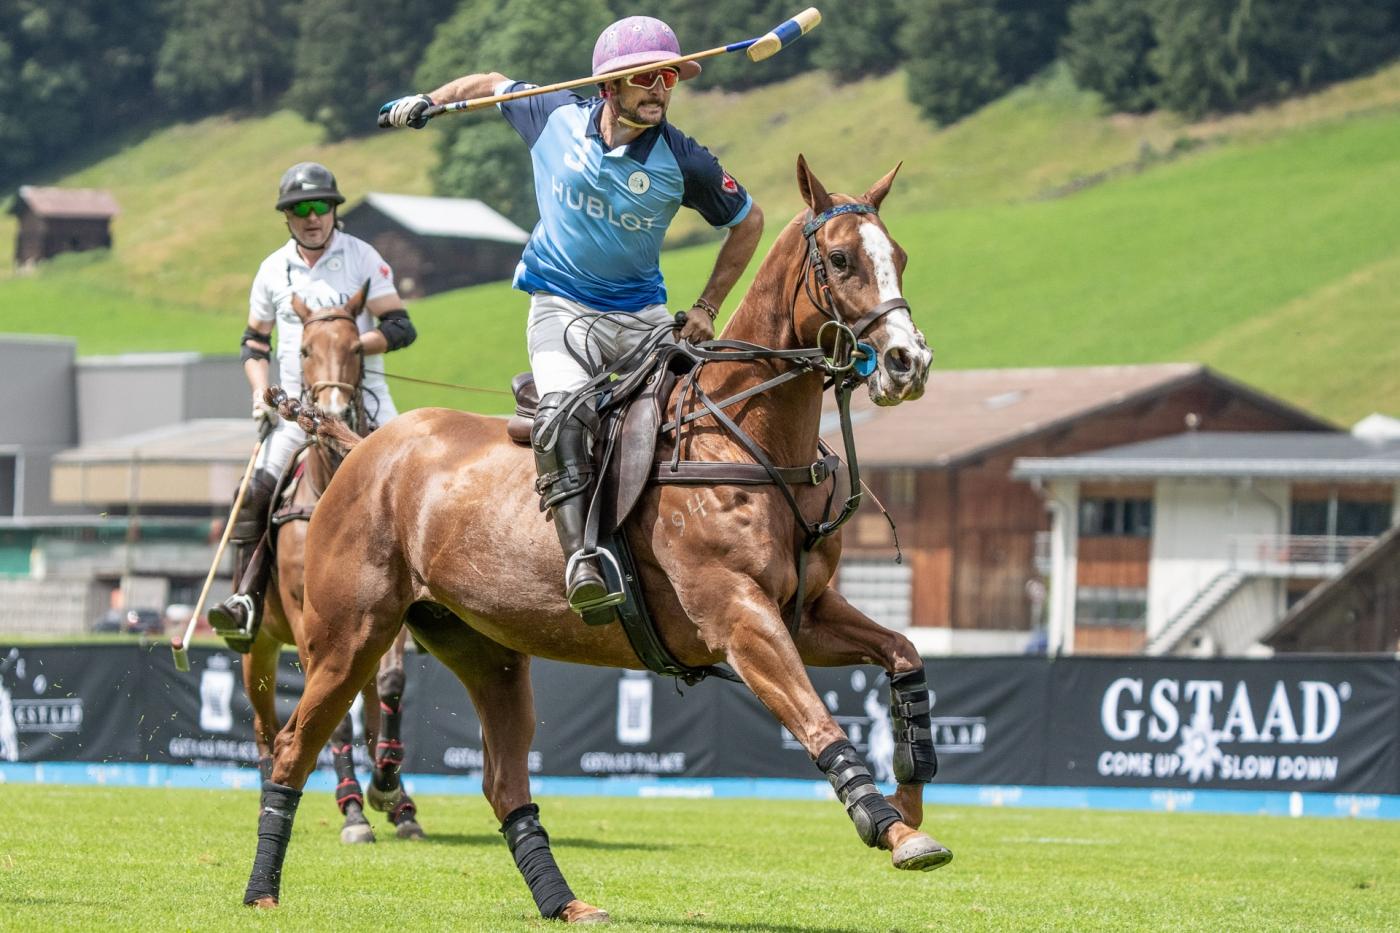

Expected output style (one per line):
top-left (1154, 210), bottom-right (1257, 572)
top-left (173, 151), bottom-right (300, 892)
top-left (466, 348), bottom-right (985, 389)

top-left (859, 222), bottom-right (931, 400)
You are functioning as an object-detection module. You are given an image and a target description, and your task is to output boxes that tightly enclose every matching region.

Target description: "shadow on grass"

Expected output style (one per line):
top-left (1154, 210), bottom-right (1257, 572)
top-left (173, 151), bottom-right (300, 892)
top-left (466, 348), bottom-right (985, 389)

top-left (643, 920), bottom-right (867, 933)
top-left (417, 832), bottom-right (675, 852)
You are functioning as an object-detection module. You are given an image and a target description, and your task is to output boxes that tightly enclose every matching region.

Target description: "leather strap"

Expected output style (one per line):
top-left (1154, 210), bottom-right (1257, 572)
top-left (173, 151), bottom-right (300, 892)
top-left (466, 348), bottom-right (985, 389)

top-left (652, 454), bottom-right (840, 488)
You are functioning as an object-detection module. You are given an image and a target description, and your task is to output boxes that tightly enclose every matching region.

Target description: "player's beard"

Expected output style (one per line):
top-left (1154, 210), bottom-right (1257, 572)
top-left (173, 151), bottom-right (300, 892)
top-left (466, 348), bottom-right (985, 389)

top-left (614, 95), bottom-right (667, 128)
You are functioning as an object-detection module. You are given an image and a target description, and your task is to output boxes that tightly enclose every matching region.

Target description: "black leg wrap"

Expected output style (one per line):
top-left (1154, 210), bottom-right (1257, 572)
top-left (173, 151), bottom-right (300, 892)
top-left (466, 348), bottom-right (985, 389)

top-left (890, 669), bottom-right (938, 783)
top-left (501, 803), bottom-right (575, 919)
top-left (816, 740), bottom-right (903, 848)
top-left (243, 781), bottom-right (302, 905)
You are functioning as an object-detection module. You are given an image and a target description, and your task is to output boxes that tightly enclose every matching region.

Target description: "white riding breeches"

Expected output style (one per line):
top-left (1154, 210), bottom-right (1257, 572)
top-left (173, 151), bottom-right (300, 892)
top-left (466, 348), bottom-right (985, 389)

top-left (525, 293), bottom-right (674, 399)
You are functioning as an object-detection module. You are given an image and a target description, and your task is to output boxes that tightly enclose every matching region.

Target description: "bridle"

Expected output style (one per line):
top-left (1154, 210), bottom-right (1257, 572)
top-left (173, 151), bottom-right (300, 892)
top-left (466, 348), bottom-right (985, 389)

top-left (797, 202), bottom-right (912, 377)
top-left (300, 312), bottom-right (367, 436)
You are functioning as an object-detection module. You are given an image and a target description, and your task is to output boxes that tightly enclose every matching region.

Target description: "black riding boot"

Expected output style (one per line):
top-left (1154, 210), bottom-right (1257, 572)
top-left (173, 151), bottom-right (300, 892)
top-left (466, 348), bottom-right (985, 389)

top-left (209, 470), bottom-right (278, 653)
top-left (532, 393), bottom-right (620, 623)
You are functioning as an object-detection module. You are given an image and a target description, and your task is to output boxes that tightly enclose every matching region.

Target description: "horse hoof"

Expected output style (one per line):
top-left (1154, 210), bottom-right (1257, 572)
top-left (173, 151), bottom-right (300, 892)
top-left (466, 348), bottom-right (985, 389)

top-left (247, 896), bottom-right (278, 910)
top-left (366, 782), bottom-right (404, 813)
top-left (395, 819), bottom-right (426, 840)
top-left (892, 834), bottom-right (953, 872)
top-left (340, 822), bottom-right (376, 844)
top-left (560, 899), bottom-right (610, 924)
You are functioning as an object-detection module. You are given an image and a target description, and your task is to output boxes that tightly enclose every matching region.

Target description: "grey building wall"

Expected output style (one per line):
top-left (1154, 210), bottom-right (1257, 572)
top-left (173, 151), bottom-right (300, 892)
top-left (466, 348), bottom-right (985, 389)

top-left (0, 337), bottom-right (78, 517)
top-left (76, 353), bottom-right (274, 445)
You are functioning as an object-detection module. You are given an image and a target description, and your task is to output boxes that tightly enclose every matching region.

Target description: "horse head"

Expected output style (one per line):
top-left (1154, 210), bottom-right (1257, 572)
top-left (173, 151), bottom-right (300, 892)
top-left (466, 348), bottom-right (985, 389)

top-left (290, 281), bottom-right (368, 427)
top-left (793, 155), bottom-right (932, 406)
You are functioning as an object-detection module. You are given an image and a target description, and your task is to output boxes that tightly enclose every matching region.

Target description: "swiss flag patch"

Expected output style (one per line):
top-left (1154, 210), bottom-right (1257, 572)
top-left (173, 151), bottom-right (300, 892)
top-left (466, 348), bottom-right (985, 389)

top-left (379, 264), bottom-right (391, 278)
top-left (721, 172), bottom-right (738, 194)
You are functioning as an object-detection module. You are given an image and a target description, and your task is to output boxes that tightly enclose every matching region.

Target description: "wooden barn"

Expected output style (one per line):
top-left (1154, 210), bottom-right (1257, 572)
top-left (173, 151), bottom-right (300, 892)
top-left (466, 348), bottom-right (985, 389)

top-left (822, 364), bottom-right (1334, 655)
top-left (11, 186), bottom-right (119, 266)
top-left (341, 193), bottom-right (530, 298)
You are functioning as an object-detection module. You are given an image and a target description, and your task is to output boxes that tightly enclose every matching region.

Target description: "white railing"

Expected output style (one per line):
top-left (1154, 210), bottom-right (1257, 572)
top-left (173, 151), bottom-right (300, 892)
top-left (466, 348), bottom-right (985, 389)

top-left (1228, 534), bottom-right (1376, 575)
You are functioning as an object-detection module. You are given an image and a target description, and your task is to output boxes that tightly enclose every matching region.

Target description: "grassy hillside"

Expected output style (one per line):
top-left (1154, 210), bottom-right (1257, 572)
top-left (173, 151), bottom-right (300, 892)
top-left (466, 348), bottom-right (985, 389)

top-left (3, 64), bottom-right (1400, 419)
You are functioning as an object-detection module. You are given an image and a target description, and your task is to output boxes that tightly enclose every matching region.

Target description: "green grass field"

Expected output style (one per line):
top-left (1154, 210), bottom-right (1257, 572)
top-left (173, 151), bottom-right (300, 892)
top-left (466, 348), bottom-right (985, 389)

top-left (3, 785), bottom-right (1397, 931)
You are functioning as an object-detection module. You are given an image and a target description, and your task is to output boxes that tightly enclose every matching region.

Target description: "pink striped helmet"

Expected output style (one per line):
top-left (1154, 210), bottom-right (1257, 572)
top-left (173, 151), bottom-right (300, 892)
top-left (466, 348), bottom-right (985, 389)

top-left (592, 16), bottom-right (701, 81)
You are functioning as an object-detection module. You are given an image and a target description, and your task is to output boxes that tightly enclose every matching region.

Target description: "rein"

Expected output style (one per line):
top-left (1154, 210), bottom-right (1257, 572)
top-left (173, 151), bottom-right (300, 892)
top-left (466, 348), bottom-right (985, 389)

top-left (657, 201), bottom-right (910, 636)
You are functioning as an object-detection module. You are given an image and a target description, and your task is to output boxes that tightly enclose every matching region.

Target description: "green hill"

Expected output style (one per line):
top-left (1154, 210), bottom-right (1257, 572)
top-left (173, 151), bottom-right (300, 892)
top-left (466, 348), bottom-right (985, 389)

top-left (3, 64), bottom-right (1400, 420)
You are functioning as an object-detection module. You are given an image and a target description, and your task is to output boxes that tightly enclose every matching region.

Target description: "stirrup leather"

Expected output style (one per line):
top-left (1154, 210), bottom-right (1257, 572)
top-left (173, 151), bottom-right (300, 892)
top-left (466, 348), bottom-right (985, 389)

top-left (565, 548), bottom-right (625, 614)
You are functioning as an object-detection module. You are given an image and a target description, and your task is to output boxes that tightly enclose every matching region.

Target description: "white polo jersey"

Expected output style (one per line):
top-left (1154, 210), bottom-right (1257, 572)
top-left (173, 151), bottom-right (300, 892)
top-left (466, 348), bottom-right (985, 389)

top-left (249, 231), bottom-right (398, 421)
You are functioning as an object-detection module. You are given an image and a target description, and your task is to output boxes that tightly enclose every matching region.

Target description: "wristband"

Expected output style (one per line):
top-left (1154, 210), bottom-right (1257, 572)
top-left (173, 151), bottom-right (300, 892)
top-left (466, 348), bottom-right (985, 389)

top-left (692, 297), bottom-right (719, 321)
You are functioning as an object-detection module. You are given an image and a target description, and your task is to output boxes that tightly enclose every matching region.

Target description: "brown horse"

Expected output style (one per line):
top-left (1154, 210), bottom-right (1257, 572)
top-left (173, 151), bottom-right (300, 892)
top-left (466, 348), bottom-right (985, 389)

top-left (242, 157), bottom-right (944, 921)
top-left (244, 287), bottom-right (424, 843)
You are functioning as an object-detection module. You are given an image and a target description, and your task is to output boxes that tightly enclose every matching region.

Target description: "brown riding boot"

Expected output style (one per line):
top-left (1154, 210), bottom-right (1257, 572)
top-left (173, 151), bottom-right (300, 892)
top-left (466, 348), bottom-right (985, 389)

top-left (208, 470), bottom-right (278, 653)
top-left (531, 393), bottom-right (621, 623)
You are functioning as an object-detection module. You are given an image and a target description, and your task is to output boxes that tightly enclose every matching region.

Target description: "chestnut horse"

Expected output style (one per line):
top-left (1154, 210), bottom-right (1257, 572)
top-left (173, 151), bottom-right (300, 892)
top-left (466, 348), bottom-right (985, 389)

top-left (242, 157), bottom-right (945, 921)
top-left (245, 287), bottom-right (424, 843)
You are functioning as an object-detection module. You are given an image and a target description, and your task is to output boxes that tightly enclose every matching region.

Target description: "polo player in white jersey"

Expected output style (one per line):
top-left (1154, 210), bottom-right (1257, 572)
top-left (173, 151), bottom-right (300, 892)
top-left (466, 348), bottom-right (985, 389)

top-left (208, 162), bottom-right (418, 651)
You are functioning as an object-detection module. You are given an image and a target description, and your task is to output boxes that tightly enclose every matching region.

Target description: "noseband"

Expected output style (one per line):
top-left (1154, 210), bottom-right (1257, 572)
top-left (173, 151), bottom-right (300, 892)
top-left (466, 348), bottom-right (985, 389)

top-left (799, 203), bottom-right (912, 375)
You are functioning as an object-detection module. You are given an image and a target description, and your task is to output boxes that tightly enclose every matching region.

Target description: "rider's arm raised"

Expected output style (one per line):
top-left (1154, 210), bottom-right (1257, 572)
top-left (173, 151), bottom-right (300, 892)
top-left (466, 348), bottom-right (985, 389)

top-left (425, 72), bottom-right (511, 106)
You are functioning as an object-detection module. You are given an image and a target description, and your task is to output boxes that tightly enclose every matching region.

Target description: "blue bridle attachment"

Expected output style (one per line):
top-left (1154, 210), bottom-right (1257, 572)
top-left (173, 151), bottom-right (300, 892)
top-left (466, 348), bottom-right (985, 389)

top-left (853, 342), bottom-right (878, 378)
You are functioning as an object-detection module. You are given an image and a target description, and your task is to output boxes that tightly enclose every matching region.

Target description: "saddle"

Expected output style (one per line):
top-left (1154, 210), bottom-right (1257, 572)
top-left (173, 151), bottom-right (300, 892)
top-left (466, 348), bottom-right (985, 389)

top-left (508, 349), bottom-right (842, 684)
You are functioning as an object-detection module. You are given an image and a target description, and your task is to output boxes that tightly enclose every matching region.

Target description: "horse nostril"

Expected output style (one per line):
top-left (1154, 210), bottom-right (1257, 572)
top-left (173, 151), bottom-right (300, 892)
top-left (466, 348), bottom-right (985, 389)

top-left (885, 347), bottom-right (913, 376)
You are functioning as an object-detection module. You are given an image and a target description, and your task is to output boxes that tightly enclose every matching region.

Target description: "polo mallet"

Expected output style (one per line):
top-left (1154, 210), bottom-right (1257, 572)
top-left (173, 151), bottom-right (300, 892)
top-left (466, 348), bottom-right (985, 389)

top-left (170, 428), bottom-right (268, 672)
top-left (396, 7), bottom-right (822, 123)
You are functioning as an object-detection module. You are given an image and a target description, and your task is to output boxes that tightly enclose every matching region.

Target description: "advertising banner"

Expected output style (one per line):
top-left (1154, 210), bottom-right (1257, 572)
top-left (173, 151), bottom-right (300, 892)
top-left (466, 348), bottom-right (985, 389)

top-left (1045, 657), bottom-right (1400, 793)
top-left (0, 644), bottom-right (145, 763)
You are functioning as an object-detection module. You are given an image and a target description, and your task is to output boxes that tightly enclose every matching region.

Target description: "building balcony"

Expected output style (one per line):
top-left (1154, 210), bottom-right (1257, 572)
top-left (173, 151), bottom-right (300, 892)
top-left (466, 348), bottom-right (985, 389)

top-left (1228, 534), bottom-right (1376, 577)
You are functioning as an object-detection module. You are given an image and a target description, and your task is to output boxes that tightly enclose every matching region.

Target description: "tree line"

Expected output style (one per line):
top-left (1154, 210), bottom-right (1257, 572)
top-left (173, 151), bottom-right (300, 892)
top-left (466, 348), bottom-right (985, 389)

top-left (3, 0), bottom-right (1398, 216)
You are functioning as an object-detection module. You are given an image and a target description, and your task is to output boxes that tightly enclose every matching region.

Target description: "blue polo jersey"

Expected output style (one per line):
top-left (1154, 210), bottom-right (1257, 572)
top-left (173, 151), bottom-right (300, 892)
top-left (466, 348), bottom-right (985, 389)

top-left (498, 82), bottom-right (753, 312)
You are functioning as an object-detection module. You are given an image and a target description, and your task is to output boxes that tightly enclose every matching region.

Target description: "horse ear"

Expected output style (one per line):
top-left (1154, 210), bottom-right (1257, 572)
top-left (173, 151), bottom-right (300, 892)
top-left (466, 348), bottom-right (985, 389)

top-left (347, 279), bottom-right (371, 315)
top-left (863, 162), bottom-right (902, 210)
top-left (796, 154), bottom-right (833, 214)
top-left (290, 293), bottom-right (312, 322)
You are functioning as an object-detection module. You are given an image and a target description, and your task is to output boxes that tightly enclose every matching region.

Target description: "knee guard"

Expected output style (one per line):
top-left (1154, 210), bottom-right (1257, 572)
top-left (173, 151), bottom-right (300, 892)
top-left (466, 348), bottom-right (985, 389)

top-left (501, 803), bottom-right (576, 919)
top-left (890, 669), bottom-right (938, 783)
top-left (816, 740), bottom-right (902, 848)
top-left (231, 470), bottom-right (278, 543)
top-left (531, 393), bottom-right (598, 510)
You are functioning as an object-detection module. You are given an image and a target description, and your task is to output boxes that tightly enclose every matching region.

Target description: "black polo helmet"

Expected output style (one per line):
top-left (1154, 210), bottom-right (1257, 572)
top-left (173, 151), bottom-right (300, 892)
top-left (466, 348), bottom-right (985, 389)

top-left (275, 162), bottom-right (345, 211)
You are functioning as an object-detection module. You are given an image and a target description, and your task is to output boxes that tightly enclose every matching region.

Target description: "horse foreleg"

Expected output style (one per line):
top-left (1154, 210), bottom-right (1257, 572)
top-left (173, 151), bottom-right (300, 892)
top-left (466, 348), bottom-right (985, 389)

top-left (242, 633), bottom-right (282, 783)
top-left (796, 586), bottom-right (940, 836)
top-left (329, 712), bottom-right (374, 844)
top-left (243, 604), bottom-right (398, 908)
top-left (368, 628), bottom-right (423, 837)
top-left (710, 582), bottom-right (950, 872)
top-left (406, 608), bottom-right (606, 924)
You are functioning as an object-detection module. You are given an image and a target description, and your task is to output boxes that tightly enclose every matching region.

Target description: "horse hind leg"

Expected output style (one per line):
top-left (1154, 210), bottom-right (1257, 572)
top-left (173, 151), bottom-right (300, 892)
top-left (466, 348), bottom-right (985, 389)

top-left (404, 602), bottom-right (606, 923)
top-left (329, 713), bottom-right (374, 844)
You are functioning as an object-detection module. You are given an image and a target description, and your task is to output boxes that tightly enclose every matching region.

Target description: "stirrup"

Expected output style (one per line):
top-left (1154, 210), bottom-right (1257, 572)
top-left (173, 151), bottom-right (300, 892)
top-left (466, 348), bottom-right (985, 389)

top-left (209, 594), bottom-right (258, 653)
top-left (565, 548), bottom-right (625, 621)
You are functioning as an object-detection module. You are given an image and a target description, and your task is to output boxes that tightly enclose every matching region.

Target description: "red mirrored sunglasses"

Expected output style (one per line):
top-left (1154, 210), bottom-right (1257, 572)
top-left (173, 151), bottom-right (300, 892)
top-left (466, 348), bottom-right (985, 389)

top-left (625, 67), bottom-right (679, 91)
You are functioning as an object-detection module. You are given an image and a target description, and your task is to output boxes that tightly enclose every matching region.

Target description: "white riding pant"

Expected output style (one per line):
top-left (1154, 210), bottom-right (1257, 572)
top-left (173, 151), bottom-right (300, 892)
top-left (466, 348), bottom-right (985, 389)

top-left (525, 293), bottom-right (673, 400)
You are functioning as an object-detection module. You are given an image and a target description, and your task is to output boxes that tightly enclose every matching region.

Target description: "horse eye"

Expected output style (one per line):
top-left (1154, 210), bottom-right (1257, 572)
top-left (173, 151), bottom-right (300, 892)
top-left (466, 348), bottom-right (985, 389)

top-left (300, 347), bottom-right (309, 358)
top-left (828, 250), bottom-right (848, 271)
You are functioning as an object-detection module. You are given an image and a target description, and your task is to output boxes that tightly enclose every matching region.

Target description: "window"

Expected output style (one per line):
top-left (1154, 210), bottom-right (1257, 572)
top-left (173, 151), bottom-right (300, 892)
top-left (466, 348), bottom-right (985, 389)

top-left (1079, 497), bottom-right (1152, 537)
top-left (837, 558), bottom-right (912, 630)
top-left (1338, 501), bottom-right (1390, 537)
top-left (1075, 587), bottom-right (1148, 628)
top-left (1290, 501), bottom-right (1328, 536)
top-left (0, 455), bottom-right (15, 518)
top-left (882, 469), bottom-right (917, 509)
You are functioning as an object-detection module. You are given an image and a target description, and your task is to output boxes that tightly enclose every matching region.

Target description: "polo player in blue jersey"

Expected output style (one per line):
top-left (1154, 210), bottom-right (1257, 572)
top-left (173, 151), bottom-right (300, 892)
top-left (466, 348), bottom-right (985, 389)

top-left (381, 16), bottom-right (764, 618)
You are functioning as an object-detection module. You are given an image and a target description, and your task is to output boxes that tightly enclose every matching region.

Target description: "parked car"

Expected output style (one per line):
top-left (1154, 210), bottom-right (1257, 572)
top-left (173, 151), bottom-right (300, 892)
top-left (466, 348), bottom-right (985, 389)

top-left (93, 609), bottom-right (165, 635)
